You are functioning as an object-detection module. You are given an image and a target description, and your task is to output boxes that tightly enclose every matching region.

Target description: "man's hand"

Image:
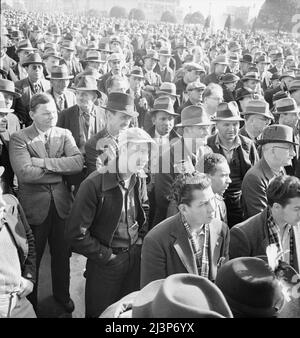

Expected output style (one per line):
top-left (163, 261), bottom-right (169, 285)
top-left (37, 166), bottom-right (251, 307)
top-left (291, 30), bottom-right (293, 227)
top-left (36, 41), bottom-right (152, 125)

top-left (31, 157), bottom-right (45, 168)
top-left (17, 277), bottom-right (34, 299)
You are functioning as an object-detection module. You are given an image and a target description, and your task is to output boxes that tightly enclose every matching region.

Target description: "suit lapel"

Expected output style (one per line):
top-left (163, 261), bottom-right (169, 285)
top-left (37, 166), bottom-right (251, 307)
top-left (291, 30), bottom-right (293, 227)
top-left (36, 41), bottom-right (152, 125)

top-left (172, 215), bottom-right (198, 274)
top-left (71, 106), bottom-right (80, 146)
top-left (209, 220), bottom-right (222, 280)
top-left (26, 124), bottom-right (48, 158)
top-left (48, 127), bottom-right (63, 158)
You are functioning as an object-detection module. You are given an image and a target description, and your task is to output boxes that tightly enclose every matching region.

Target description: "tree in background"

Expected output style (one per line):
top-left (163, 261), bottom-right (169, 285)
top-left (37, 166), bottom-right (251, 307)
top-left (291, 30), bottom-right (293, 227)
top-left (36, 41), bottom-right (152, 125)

top-left (256, 0), bottom-right (298, 33)
top-left (128, 8), bottom-right (146, 21)
top-left (109, 6), bottom-right (127, 19)
top-left (161, 11), bottom-right (177, 23)
top-left (183, 11), bottom-right (204, 25)
top-left (204, 15), bottom-right (211, 29)
top-left (224, 14), bottom-right (232, 31)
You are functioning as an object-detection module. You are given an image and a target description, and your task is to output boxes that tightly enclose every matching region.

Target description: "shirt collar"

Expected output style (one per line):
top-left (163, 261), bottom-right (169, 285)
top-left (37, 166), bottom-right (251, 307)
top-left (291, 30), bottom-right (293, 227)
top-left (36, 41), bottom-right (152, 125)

top-left (78, 105), bottom-right (96, 118)
top-left (155, 130), bottom-right (169, 139)
top-left (35, 125), bottom-right (52, 138)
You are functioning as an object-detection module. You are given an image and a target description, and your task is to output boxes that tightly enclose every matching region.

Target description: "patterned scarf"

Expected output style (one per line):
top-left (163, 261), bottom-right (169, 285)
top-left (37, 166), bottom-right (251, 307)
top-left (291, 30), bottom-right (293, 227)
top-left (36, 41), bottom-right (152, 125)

top-left (266, 207), bottom-right (294, 266)
top-left (181, 213), bottom-right (210, 279)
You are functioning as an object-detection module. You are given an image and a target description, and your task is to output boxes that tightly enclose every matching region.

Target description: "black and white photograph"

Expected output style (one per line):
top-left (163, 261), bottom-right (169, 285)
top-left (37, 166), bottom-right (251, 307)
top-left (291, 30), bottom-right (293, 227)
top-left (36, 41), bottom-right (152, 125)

top-left (0, 0), bottom-right (300, 321)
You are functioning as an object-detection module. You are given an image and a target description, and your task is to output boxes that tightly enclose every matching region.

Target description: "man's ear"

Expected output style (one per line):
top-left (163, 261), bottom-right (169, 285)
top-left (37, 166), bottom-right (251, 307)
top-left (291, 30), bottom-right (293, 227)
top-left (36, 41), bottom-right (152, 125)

top-left (29, 110), bottom-right (34, 120)
top-left (151, 114), bottom-right (156, 125)
top-left (178, 203), bottom-right (187, 214)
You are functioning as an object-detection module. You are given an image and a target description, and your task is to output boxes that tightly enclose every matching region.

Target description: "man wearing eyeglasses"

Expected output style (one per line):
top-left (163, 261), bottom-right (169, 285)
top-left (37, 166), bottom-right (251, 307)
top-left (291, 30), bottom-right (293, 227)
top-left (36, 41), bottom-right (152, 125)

top-left (242, 125), bottom-right (297, 219)
top-left (141, 172), bottom-right (229, 288)
top-left (239, 99), bottom-right (274, 149)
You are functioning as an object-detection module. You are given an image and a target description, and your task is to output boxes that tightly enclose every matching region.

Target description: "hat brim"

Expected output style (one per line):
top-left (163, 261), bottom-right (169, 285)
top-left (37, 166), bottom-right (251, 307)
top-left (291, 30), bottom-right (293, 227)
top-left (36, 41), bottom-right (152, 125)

top-left (84, 59), bottom-right (106, 63)
top-left (127, 74), bottom-right (145, 79)
top-left (150, 108), bottom-right (179, 116)
top-left (101, 105), bottom-right (138, 118)
top-left (279, 75), bottom-right (295, 81)
top-left (47, 75), bottom-right (74, 80)
top-left (75, 88), bottom-right (102, 98)
top-left (0, 107), bottom-right (14, 113)
top-left (213, 117), bottom-right (244, 122)
top-left (214, 62), bottom-right (228, 65)
top-left (176, 121), bottom-right (215, 127)
top-left (143, 56), bottom-right (159, 61)
top-left (98, 49), bottom-right (113, 54)
top-left (242, 111), bottom-right (274, 120)
top-left (61, 47), bottom-right (75, 51)
top-left (0, 89), bottom-right (22, 99)
top-left (257, 139), bottom-right (299, 146)
top-left (241, 78), bottom-right (260, 82)
top-left (156, 90), bottom-right (179, 98)
top-left (43, 55), bottom-right (64, 60)
top-left (16, 47), bottom-right (37, 53)
top-left (158, 53), bottom-right (174, 57)
top-left (22, 61), bottom-right (45, 67)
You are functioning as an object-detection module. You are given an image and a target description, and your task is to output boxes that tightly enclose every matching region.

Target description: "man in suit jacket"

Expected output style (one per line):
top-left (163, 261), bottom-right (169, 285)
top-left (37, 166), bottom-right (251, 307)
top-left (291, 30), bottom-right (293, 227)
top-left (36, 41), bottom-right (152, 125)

top-left (9, 93), bottom-right (84, 312)
top-left (0, 173), bottom-right (36, 318)
top-left (15, 53), bottom-right (51, 127)
top-left (230, 175), bottom-right (300, 273)
top-left (59, 40), bottom-right (83, 83)
top-left (141, 172), bottom-right (229, 288)
top-left (153, 48), bottom-right (174, 83)
top-left (242, 125), bottom-right (297, 220)
top-left (207, 102), bottom-right (258, 228)
top-left (57, 75), bottom-right (106, 190)
top-left (47, 65), bottom-right (76, 115)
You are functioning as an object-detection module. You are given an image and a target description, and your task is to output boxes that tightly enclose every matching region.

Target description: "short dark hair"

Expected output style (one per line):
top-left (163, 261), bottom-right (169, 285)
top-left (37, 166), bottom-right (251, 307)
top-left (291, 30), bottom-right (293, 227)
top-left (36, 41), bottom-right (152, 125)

top-left (267, 175), bottom-right (300, 207)
top-left (30, 93), bottom-right (54, 112)
top-left (204, 153), bottom-right (227, 176)
top-left (171, 172), bottom-right (211, 206)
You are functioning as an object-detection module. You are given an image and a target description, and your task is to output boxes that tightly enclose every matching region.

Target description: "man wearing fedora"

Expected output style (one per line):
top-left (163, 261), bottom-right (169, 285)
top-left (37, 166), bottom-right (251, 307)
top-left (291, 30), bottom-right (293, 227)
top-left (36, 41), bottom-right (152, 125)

top-left (269, 53), bottom-right (284, 75)
top-left (231, 175), bottom-right (300, 274)
top-left (207, 102), bottom-right (258, 227)
top-left (11, 39), bottom-right (37, 81)
top-left (127, 67), bottom-right (154, 130)
top-left (242, 124), bottom-right (297, 219)
top-left (153, 47), bottom-right (174, 83)
top-left (175, 63), bottom-right (205, 105)
top-left (219, 73), bottom-right (239, 103)
top-left (66, 127), bottom-right (154, 317)
top-left (225, 53), bottom-right (240, 74)
top-left (239, 99), bottom-right (273, 147)
top-left (204, 55), bottom-right (228, 86)
top-left (274, 98), bottom-right (300, 175)
top-left (142, 51), bottom-right (162, 90)
top-left (256, 55), bottom-right (272, 92)
top-left (100, 273), bottom-right (233, 318)
top-left (235, 54), bottom-right (255, 91)
top-left (288, 79), bottom-right (300, 107)
top-left (14, 53), bottom-right (50, 127)
top-left (59, 40), bottom-right (82, 81)
top-left (152, 105), bottom-right (214, 226)
top-left (85, 92), bottom-right (137, 175)
top-left (47, 65), bottom-right (76, 115)
top-left (9, 93), bottom-right (84, 313)
top-left (0, 36), bottom-right (18, 83)
top-left (81, 50), bottom-right (106, 76)
top-left (240, 72), bottom-right (261, 94)
top-left (141, 172), bottom-right (229, 288)
top-left (0, 78), bottom-right (22, 135)
top-left (42, 47), bottom-right (63, 79)
top-left (57, 75), bottom-right (106, 190)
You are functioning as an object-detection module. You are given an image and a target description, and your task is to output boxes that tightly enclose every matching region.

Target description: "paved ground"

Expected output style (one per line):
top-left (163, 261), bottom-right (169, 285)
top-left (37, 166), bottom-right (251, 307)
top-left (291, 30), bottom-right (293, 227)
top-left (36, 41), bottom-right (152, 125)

top-left (37, 245), bottom-right (86, 318)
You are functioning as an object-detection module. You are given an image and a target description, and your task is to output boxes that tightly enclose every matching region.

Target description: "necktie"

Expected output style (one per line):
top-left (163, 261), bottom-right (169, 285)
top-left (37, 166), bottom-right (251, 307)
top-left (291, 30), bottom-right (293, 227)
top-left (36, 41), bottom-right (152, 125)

top-left (44, 133), bottom-right (50, 156)
top-left (58, 95), bottom-right (65, 112)
top-left (33, 83), bottom-right (40, 94)
top-left (83, 112), bottom-right (90, 135)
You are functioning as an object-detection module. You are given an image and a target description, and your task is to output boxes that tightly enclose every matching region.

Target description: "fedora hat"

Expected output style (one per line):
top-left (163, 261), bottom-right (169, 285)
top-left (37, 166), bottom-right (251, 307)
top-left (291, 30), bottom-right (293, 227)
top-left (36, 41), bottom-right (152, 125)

top-left (42, 47), bottom-right (63, 61)
top-left (240, 54), bottom-right (254, 65)
top-left (16, 39), bottom-right (36, 53)
top-left (257, 124), bottom-right (298, 145)
top-left (216, 257), bottom-right (285, 318)
top-left (48, 65), bottom-right (74, 80)
top-left (274, 52), bottom-right (284, 61)
top-left (176, 105), bottom-right (215, 127)
top-left (0, 92), bottom-right (14, 113)
top-left (151, 96), bottom-right (178, 116)
top-left (107, 52), bottom-right (125, 63)
top-left (212, 55), bottom-right (228, 65)
top-left (156, 82), bottom-right (179, 98)
top-left (273, 90), bottom-right (289, 103)
top-left (229, 53), bottom-right (239, 63)
top-left (275, 97), bottom-right (298, 114)
top-left (84, 50), bottom-right (105, 63)
top-left (270, 73), bottom-right (280, 81)
top-left (280, 71), bottom-right (295, 81)
top-left (132, 274), bottom-right (233, 318)
top-left (158, 48), bottom-right (173, 57)
top-left (219, 73), bottom-right (240, 84)
top-left (61, 40), bottom-right (76, 51)
top-left (213, 101), bottom-right (244, 122)
top-left (243, 99), bottom-right (274, 120)
top-left (22, 52), bottom-right (45, 67)
top-left (127, 66), bottom-right (145, 79)
top-left (184, 62), bottom-right (205, 73)
top-left (241, 72), bottom-right (260, 82)
top-left (186, 80), bottom-right (206, 91)
top-left (256, 55), bottom-right (271, 64)
top-left (98, 39), bottom-right (112, 53)
top-left (101, 92), bottom-right (137, 118)
top-left (289, 79), bottom-right (300, 92)
top-left (0, 79), bottom-right (21, 98)
top-left (74, 75), bottom-right (102, 98)
top-left (10, 30), bottom-right (24, 40)
top-left (143, 50), bottom-right (159, 61)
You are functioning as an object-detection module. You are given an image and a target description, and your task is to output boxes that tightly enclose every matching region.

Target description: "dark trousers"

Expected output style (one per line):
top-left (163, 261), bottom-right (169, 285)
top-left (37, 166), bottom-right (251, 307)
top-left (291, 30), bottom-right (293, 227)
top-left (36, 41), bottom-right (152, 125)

top-left (85, 244), bottom-right (141, 318)
top-left (27, 200), bottom-right (71, 310)
top-left (224, 192), bottom-right (244, 229)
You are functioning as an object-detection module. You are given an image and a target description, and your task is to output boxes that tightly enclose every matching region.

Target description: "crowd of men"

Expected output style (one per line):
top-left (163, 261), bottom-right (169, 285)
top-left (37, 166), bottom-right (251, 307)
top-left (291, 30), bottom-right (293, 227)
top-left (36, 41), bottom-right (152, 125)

top-left (1, 8), bottom-right (300, 318)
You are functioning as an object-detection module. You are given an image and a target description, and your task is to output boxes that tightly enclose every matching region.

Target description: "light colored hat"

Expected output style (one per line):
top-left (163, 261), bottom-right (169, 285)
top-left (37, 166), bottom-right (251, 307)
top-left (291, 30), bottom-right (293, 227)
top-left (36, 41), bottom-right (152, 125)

top-left (257, 124), bottom-right (298, 145)
top-left (186, 80), bottom-right (206, 91)
top-left (151, 96), bottom-right (178, 116)
top-left (107, 52), bottom-right (125, 63)
top-left (243, 99), bottom-right (274, 120)
top-left (156, 82), bottom-right (179, 98)
top-left (213, 101), bottom-right (244, 122)
top-left (275, 97), bottom-right (298, 114)
top-left (176, 105), bottom-right (215, 127)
